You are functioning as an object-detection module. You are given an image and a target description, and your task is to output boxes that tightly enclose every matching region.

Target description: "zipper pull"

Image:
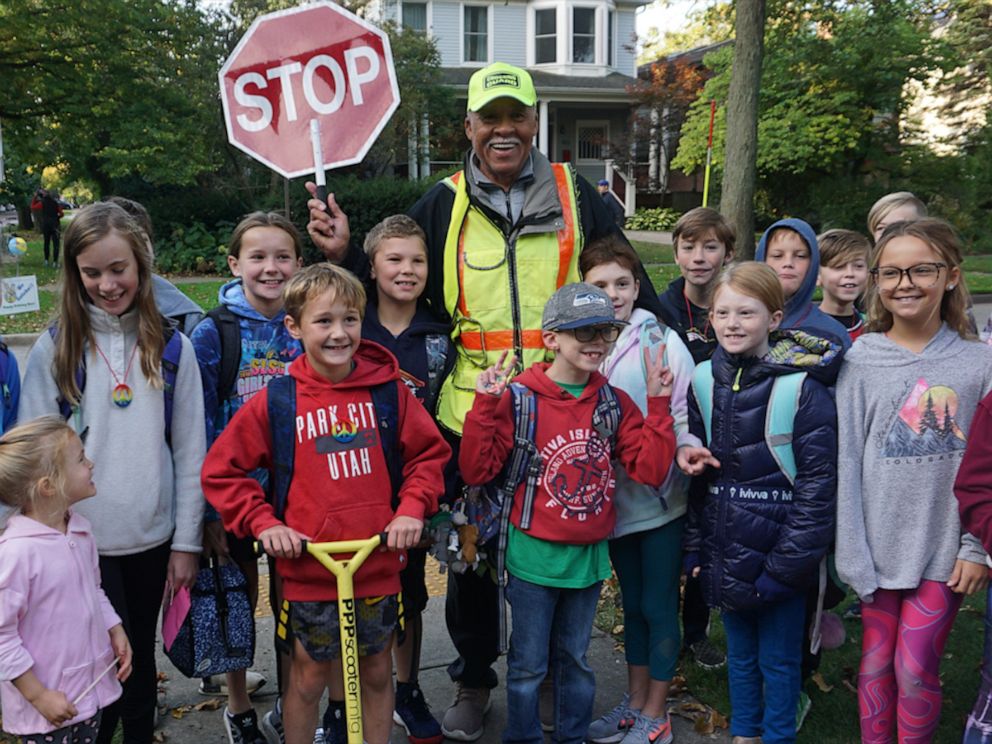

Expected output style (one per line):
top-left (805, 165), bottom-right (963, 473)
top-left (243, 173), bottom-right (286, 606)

top-left (732, 367), bottom-right (743, 392)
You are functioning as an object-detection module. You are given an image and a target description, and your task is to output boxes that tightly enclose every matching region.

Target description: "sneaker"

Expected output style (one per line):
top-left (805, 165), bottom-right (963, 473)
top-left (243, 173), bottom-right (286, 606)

top-left (539, 677), bottom-right (554, 733)
top-left (688, 638), bottom-right (726, 670)
top-left (322, 701), bottom-right (346, 744)
top-left (587, 693), bottom-right (639, 744)
top-left (796, 691), bottom-right (812, 732)
top-left (393, 681), bottom-right (443, 744)
top-left (260, 699), bottom-right (285, 744)
top-left (312, 728), bottom-right (326, 744)
top-left (440, 684), bottom-right (491, 742)
top-left (225, 707), bottom-right (266, 744)
top-left (620, 712), bottom-right (673, 744)
top-left (201, 671), bottom-right (268, 696)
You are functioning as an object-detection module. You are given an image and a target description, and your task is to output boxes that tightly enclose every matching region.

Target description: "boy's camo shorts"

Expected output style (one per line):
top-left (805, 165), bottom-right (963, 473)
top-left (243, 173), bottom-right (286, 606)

top-left (290, 594), bottom-right (399, 660)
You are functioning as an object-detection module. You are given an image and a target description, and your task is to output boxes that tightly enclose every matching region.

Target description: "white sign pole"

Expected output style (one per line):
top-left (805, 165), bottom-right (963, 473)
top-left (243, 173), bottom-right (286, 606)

top-left (310, 118), bottom-right (328, 204)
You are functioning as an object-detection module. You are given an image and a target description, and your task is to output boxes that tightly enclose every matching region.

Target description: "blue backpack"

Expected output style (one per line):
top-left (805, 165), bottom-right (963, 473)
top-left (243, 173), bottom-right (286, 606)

top-left (49, 322), bottom-right (183, 446)
top-left (0, 341), bottom-right (13, 426)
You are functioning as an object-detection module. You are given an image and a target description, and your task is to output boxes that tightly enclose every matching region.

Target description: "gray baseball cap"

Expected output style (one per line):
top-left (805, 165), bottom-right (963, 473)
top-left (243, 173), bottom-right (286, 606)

top-left (542, 282), bottom-right (627, 331)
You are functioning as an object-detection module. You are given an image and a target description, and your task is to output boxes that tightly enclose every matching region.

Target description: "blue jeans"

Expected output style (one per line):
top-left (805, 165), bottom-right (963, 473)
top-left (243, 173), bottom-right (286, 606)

top-left (503, 574), bottom-right (602, 744)
top-left (964, 589), bottom-right (992, 744)
top-left (722, 594), bottom-right (805, 744)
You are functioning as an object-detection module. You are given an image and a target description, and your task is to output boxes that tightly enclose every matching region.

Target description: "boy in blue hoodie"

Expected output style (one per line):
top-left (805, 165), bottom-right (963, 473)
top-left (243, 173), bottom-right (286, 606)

top-left (359, 214), bottom-right (453, 744)
top-left (755, 219), bottom-right (850, 350)
top-left (0, 338), bottom-right (19, 434)
top-left (191, 211), bottom-right (304, 744)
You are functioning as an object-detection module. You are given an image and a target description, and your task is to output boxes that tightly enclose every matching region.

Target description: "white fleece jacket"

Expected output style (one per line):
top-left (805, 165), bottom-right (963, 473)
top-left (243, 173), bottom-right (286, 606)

top-left (20, 306), bottom-right (205, 555)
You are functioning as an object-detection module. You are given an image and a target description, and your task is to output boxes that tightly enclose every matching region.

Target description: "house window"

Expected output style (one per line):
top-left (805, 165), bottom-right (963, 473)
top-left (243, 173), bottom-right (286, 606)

top-left (607, 10), bottom-right (614, 66)
top-left (464, 6), bottom-right (488, 63)
top-left (402, 2), bottom-right (427, 32)
top-left (535, 8), bottom-right (556, 64)
top-left (572, 7), bottom-right (596, 63)
top-left (576, 122), bottom-right (609, 160)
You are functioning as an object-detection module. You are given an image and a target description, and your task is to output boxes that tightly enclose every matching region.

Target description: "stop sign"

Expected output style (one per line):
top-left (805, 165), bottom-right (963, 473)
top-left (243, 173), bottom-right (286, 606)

top-left (219, 2), bottom-right (401, 178)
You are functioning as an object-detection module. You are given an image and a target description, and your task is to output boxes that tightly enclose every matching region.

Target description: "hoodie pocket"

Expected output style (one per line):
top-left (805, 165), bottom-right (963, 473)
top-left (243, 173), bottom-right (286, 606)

top-left (314, 501), bottom-right (395, 543)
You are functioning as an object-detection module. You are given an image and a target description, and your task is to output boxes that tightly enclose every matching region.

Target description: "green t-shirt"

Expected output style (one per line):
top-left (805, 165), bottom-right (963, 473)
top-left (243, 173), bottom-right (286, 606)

top-left (504, 377), bottom-right (609, 588)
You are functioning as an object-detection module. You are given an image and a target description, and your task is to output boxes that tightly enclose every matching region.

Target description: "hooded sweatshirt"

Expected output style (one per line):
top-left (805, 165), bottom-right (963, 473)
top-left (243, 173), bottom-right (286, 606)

top-left (202, 341), bottom-right (451, 602)
top-left (954, 389), bottom-right (992, 560)
top-left (756, 218), bottom-right (851, 349)
top-left (836, 326), bottom-right (992, 601)
top-left (191, 278), bottom-right (302, 444)
top-left (152, 274), bottom-right (204, 337)
top-left (600, 309), bottom-right (700, 537)
top-left (460, 363), bottom-right (675, 546)
top-left (658, 277), bottom-right (719, 365)
top-left (20, 305), bottom-right (206, 555)
top-left (0, 513), bottom-right (123, 735)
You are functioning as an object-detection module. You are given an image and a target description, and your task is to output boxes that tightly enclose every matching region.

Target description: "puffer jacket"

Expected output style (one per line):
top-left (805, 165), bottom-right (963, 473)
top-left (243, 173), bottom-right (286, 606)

top-left (683, 330), bottom-right (841, 612)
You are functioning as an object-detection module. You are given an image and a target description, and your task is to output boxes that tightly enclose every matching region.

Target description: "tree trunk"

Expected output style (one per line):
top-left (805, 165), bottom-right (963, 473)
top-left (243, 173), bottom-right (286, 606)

top-left (720, 0), bottom-right (765, 258)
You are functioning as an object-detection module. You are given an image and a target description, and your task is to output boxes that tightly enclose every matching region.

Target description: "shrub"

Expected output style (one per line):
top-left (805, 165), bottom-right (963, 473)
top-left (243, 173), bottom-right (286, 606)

top-left (156, 221), bottom-right (235, 274)
top-left (625, 207), bottom-right (681, 232)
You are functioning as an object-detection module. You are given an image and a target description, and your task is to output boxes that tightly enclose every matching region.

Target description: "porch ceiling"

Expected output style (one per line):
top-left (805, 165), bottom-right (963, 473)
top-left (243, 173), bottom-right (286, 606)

top-left (440, 67), bottom-right (637, 103)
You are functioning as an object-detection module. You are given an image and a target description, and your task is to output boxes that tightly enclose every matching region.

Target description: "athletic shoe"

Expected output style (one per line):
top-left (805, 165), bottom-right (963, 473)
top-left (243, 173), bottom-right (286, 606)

top-left (843, 601), bottom-right (862, 620)
top-left (620, 712), bottom-right (673, 744)
top-left (200, 671), bottom-right (268, 696)
top-left (688, 638), bottom-right (726, 670)
top-left (393, 681), bottom-right (443, 744)
top-left (796, 691), bottom-right (812, 732)
top-left (440, 684), bottom-right (491, 742)
top-left (260, 699), bottom-right (285, 744)
top-left (225, 707), bottom-right (266, 744)
top-left (312, 728), bottom-right (325, 744)
top-left (539, 677), bottom-right (554, 733)
top-left (322, 701), bottom-right (346, 744)
top-left (587, 693), bottom-right (639, 744)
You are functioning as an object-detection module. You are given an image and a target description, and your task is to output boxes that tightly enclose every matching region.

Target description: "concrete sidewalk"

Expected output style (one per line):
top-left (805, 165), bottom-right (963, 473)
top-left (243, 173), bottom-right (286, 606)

top-left (152, 593), bottom-right (731, 743)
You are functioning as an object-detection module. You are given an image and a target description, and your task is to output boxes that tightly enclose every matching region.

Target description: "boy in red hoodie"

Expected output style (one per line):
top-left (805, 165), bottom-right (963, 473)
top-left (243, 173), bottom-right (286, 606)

top-left (202, 264), bottom-right (451, 744)
top-left (460, 283), bottom-right (676, 743)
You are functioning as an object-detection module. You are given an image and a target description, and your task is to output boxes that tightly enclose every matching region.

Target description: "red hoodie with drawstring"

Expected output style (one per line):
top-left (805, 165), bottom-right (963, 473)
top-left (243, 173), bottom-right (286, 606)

top-left (202, 340), bottom-right (451, 601)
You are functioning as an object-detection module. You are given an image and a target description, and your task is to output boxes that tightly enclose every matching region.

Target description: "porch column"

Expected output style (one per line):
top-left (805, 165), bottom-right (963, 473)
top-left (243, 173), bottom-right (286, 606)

top-left (539, 100), bottom-right (549, 156)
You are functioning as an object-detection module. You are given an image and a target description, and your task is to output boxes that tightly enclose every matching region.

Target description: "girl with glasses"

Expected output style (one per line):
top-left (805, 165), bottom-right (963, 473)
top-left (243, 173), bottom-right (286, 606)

top-left (836, 218), bottom-right (992, 743)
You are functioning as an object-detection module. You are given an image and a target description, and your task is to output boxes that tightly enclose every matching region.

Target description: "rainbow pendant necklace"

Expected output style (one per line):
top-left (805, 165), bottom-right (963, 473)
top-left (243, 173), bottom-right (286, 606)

top-left (93, 340), bottom-right (139, 408)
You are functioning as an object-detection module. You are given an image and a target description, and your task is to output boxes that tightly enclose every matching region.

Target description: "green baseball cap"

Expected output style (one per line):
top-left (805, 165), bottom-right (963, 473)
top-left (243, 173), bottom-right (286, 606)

top-left (466, 62), bottom-right (537, 112)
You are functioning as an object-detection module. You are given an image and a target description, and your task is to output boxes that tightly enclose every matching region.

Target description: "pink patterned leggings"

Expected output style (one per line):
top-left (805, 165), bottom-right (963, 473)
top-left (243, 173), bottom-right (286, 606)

top-left (858, 580), bottom-right (963, 744)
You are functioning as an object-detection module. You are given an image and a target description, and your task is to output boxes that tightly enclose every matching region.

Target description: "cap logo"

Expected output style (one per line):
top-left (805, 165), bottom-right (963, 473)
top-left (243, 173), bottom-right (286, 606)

top-left (485, 72), bottom-right (519, 90)
top-left (573, 292), bottom-right (607, 308)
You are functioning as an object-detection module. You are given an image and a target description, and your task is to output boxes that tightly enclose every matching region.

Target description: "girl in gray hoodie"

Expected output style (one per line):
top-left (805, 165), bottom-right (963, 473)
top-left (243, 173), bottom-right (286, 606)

top-left (836, 218), bottom-right (992, 744)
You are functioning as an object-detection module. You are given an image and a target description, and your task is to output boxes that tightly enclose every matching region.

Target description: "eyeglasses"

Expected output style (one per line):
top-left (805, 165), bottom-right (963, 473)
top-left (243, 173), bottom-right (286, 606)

top-left (870, 262), bottom-right (947, 289)
top-left (569, 325), bottom-right (621, 343)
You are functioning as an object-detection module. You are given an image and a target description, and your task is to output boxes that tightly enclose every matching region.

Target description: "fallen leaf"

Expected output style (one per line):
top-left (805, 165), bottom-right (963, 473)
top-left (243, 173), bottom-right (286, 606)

top-left (694, 712), bottom-right (715, 735)
top-left (152, 732), bottom-right (167, 742)
top-left (812, 672), bottom-right (834, 693)
top-left (194, 699), bottom-right (223, 712)
top-left (156, 672), bottom-right (169, 682)
top-left (611, 624), bottom-right (625, 635)
top-left (710, 709), bottom-right (729, 729)
top-left (679, 701), bottom-right (710, 714)
top-left (843, 679), bottom-right (858, 694)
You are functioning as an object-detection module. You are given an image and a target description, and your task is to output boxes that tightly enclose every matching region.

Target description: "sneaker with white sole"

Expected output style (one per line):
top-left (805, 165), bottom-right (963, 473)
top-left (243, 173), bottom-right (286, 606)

top-left (225, 707), bottom-right (266, 744)
top-left (260, 699), bottom-right (285, 744)
top-left (688, 638), bottom-right (726, 670)
top-left (587, 693), bottom-right (639, 744)
top-left (201, 671), bottom-right (268, 696)
top-left (394, 681), bottom-right (443, 744)
top-left (441, 684), bottom-right (491, 742)
top-left (619, 712), bottom-right (673, 744)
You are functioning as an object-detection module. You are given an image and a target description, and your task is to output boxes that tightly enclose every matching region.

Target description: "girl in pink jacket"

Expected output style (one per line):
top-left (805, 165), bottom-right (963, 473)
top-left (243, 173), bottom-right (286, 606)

top-left (0, 416), bottom-right (132, 743)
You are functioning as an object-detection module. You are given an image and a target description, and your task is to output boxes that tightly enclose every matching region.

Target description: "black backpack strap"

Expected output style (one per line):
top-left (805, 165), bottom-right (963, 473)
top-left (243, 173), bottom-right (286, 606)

top-left (160, 323), bottom-right (183, 448)
top-left (267, 375), bottom-right (296, 521)
top-left (370, 380), bottom-right (404, 508)
top-left (206, 306), bottom-right (242, 403)
top-left (593, 384), bottom-right (622, 450)
top-left (423, 333), bottom-right (449, 412)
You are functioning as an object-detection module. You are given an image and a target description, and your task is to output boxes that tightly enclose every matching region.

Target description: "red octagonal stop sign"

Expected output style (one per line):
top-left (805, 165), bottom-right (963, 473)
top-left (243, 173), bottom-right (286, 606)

top-left (219, 2), bottom-right (400, 178)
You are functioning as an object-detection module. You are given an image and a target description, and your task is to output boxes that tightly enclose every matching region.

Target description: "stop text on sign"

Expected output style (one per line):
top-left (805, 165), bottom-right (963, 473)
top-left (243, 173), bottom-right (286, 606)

top-left (234, 46), bottom-right (382, 133)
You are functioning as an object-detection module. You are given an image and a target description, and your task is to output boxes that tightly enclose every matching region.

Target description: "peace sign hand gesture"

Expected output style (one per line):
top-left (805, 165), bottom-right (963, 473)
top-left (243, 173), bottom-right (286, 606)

top-left (644, 345), bottom-right (674, 398)
top-left (475, 351), bottom-right (517, 397)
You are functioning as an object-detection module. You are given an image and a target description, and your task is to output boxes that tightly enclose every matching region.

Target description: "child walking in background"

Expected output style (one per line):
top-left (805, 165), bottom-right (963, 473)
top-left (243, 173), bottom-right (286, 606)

top-left (461, 283), bottom-right (676, 744)
top-left (581, 237), bottom-right (697, 744)
top-left (19, 202), bottom-right (206, 744)
top-left (191, 211), bottom-right (305, 744)
top-left (679, 262), bottom-right (840, 744)
top-left (835, 218), bottom-right (992, 744)
top-left (817, 229), bottom-right (872, 343)
top-left (0, 416), bottom-right (133, 744)
top-left (954, 388), bottom-right (992, 744)
top-left (202, 264), bottom-right (450, 744)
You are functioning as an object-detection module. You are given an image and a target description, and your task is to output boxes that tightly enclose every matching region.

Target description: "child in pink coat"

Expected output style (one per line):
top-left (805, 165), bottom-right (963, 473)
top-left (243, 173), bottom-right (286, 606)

top-left (0, 416), bottom-right (132, 743)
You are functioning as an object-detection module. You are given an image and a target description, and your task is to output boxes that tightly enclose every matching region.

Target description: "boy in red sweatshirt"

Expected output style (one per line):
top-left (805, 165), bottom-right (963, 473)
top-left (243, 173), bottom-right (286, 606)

top-left (460, 283), bottom-right (676, 744)
top-left (202, 264), bottom-right (450, 744)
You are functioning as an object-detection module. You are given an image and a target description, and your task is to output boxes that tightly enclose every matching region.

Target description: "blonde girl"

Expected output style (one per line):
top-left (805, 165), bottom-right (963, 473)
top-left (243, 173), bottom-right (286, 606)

top-left (20, 202), bottom-right (206, 744)
top-left (836, 218), bottom-right (992, 744)
top-left (0, 416), bottom-right (132, 744)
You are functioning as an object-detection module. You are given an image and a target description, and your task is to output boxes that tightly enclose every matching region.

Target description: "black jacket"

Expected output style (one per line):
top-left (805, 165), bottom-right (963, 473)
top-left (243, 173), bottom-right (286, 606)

top-left (684, 330), bottom-right (841, 612)
top-left (658, 277), bottom-right (718, 365)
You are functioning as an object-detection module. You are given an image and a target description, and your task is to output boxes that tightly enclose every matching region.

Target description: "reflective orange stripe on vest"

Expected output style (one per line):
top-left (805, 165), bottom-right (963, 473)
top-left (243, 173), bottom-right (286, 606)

top-left (459, 329), bottom-right (545, 352)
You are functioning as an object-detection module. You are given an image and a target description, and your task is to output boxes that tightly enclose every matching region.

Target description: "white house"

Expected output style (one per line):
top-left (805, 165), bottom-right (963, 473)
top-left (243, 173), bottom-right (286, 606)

top-left (374, 0), bottom-right (647, 195)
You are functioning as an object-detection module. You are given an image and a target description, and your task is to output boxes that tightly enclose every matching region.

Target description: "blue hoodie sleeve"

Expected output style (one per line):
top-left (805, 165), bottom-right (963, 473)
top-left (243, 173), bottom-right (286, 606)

top-left (1, 345), bottom-right (19, 433)
top-left (190, 317), bottom-right (222, 445)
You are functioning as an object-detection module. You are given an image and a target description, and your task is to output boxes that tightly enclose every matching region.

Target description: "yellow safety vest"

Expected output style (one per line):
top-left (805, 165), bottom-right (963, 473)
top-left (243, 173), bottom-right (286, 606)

top-left (435, 164), bottom-right (582, 434)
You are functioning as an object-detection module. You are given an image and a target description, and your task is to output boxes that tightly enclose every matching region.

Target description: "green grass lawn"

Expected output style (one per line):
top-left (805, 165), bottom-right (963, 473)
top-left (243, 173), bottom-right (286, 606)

top-left (596, 589), bottom-right (987, 743)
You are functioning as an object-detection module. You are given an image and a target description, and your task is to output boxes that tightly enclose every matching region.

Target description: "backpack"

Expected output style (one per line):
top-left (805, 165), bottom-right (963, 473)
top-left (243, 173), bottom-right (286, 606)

top-left (204, 306), bottom-right (243, 404)
top-left (49, 322), bottom-right (183, 446)
top-left (690, 360), bottom-right (806, 485)
top-left (0, 342), bottom-right (12, 422)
